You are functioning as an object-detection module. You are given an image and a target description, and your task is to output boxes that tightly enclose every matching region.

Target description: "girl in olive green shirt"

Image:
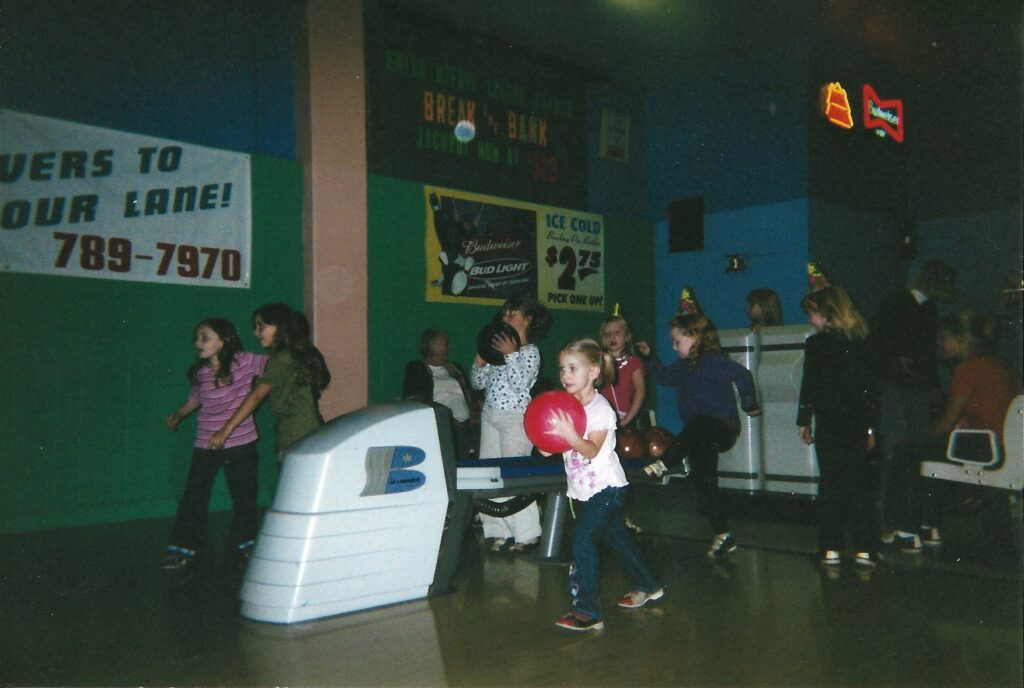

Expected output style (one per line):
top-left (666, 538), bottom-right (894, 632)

top-left (211, 303), bottom-right (330, 457)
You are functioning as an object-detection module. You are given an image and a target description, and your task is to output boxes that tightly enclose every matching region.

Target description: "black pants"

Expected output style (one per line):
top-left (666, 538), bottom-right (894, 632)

top-left (891, 435), bottom-right (949, 533)
top-left (815, 433), bottom-right (878, 552)
top-left (167, 441), bottom-right (259, 553)
top-left (667, 416), bottom-right (738, 534)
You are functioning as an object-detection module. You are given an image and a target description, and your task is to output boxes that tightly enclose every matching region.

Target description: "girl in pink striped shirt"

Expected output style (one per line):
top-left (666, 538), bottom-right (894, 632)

top-left (162, 318), bottom-right (267, 571)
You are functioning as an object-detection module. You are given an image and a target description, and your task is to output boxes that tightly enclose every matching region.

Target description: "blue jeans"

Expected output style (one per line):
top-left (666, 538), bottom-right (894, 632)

top-left (571, 485), bottom-right (660, 620)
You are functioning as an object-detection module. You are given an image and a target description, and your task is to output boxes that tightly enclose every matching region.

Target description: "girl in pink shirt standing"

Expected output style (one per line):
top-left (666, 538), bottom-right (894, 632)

top-left (162, 318), bottom-right (267, 571)
top-left (598, 308), bottom-right (646, 428)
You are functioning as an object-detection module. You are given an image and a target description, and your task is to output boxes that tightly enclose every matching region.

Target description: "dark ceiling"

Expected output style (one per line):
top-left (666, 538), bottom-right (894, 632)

top-left (377, 0), bottom-right (1022, 89)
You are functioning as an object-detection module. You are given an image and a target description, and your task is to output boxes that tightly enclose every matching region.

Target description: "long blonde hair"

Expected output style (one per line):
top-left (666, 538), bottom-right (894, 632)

top-left (561, 338), bottom-right (616, 388)
top-left (801, 286), bottom-right (869, 340)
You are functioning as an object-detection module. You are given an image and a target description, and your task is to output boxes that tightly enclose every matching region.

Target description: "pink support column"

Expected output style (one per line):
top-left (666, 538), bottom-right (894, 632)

top-left (295, 0), bottom-right (368, 419)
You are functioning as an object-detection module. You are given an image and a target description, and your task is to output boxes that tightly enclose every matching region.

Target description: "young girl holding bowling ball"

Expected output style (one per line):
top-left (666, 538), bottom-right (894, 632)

top-left (797, 286), bottom-right (881, 567)
top-left (471, 294), bottom-right (550, 553)
top-left (637, 313), bottom-right (760, 559)
top-left (539, 338), bottom-right (662, 632)
top-left (210, 303), bottom-right (330, 459)
top-left (162, 318), bottom-right (267, 570)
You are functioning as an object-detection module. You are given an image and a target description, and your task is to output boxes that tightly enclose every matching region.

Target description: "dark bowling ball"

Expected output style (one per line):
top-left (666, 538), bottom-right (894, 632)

top-left (616, 428), bottom-right (646, 460)
top-left (476, 318), bottom-right (521, 366)
top-left (646, 427), bottom-right (674, 458)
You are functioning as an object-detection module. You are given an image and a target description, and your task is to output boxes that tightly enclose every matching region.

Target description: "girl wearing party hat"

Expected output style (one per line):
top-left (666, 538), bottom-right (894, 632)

top-left (638, 287), bottom-right (760, 558)
top-left (598, 303), bottom-right (647, 428)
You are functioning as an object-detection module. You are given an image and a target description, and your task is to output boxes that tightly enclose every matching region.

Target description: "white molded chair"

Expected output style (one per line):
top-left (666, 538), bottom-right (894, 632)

top-left (920, 395), bottom-right (1024, 492)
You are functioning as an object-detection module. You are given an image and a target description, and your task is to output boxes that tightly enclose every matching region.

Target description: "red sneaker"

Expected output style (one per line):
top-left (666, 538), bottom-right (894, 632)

top-left (617, 588), bottom-right (664, 609)
top-left (554, 612), bottom-right (604, 632)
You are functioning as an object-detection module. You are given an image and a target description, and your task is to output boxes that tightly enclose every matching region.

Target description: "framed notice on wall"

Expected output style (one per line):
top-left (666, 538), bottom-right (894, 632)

top-left (425, 186), bottom-right (604, 312)
top-left (599, 109), bottom-right (630, 162)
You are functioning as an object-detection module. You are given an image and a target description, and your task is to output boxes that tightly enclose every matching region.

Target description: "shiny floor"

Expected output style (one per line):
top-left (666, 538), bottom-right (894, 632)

top-left (3, 486), bottom-right (1021, 687)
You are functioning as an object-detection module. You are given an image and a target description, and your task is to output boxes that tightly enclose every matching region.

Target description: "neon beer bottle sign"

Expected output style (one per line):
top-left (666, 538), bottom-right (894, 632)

top-left (821, 82), bottom-right (854, 129)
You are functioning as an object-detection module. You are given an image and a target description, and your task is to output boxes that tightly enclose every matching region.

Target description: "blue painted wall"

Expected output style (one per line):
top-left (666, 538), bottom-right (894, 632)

top-left (638, 50), bottom-right (813, 432)
top-left (0, 0), bottom-right (296, 159)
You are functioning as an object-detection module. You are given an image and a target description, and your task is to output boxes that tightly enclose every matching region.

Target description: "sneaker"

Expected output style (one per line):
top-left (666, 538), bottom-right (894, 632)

top-left (920, 527), bottom-right (942, 547)
top-left (895, 532), bottom-right (923, 553)
top-left (617, 588), bottom-right (664, 609)
top-left (855, 551), bottom-right (883, 567)
top-left (161, 550), bottom-right (194, 570)
top-left (707, 532), bottom-right (737, 558)
top-left (820, 550), bottom-right (841, 566)
top-left (554, 612), bottom-right (604, 632)
top-left (623, 517), bottom-right (643, 535)
top-left (511, 538), bottom-right (538, 553)
top-left (489, 538), bottom-right (509, 553)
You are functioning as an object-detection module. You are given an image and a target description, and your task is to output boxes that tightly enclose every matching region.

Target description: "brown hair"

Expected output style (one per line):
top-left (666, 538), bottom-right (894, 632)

top-left (668, 313), bottom-right (721, 364)
top-left (939, 311), bottom-right (1000, 357)
top-left (746, 288), bottom-right (783, 327)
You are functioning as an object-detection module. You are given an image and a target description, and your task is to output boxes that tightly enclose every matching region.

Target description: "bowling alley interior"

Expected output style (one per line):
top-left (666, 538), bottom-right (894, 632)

top-left (2, 1), bottom-right (1022, 686)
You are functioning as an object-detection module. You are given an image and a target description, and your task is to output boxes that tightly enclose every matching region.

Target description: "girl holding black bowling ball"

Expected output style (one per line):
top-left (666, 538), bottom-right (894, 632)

top-left (541, 338), bottom-right (663, 632)
top-left (471, 294), bottom-right (550, 553)
top-left (637, 312), bottom-right (760, 559)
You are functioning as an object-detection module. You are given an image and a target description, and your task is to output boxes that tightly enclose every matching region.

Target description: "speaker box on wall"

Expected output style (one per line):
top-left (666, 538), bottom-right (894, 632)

top-left (668, 196), bottom-right (704, 253)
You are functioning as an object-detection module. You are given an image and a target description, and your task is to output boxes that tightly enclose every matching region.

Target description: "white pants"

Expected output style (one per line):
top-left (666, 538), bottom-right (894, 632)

top-left (478, 407), bottom-right (542, 543)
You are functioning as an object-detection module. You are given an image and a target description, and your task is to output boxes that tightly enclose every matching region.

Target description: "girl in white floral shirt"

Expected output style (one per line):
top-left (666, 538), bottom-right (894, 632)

top-left (541, 338), bottom-right (662, 632)
top-left (471, 294), bottom-right (550, 552)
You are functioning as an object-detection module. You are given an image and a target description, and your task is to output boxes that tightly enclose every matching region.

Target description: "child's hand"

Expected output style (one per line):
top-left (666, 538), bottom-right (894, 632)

top-left (209, 429), bottom-right (229, 449)
top-left (635, 341), bottom-right (651, 357)
top-left (165, 412), bottom-right (182, 431)
top-left (491, 331), bottom-right (519, 356)
top-left (798, 426), bottom-right (814, 445)
top-left (547, 409), bottom-right (581, 443)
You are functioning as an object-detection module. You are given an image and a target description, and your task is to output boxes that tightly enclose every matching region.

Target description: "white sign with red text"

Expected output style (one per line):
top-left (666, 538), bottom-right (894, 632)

top-left (0, 109), bottom-right (251, 287)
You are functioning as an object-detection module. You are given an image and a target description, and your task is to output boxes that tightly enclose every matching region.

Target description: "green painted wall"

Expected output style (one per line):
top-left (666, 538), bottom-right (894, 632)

top-left (1, 155), bottom-right (303, 533)
top-left (367, 174), bottom-right (655, 410)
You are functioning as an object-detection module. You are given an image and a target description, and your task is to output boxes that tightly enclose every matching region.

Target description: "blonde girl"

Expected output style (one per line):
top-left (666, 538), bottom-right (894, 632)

top-left (797, 286), bottom-right (880, 566)
top-left (598, 313), bottom-right (647, 427)
top-left (542, 338), bottom-right (662, 632)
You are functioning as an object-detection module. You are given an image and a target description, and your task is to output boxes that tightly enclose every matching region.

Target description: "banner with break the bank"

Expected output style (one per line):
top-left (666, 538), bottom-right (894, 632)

top-left (0, 109), bottom-right (251, 287)
top-left (424, 186), bottom-right (603, 311)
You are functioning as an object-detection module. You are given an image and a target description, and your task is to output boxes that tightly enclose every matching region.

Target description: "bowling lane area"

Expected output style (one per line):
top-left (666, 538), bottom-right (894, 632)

top-left (3, 498), bottom-right (1021, 688)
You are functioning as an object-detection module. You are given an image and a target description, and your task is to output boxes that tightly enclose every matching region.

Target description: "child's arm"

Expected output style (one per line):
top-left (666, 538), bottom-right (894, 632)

top-left (548, 409), bottom-right (605, 460)
top-left (502, 344), bottom-right (540, 394)
top-left (928, 393), bottom-right (969, 437)
top-left (620, 367), bottom-right (646, 427)
top-left (208, 382), bottom-right (273, 449)
top-left (166, 399), bottom-right (201, 431)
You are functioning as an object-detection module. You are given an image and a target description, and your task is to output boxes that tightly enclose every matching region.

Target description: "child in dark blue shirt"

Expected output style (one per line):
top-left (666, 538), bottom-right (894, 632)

top-left (638, 313), bottom-right (760, 558)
